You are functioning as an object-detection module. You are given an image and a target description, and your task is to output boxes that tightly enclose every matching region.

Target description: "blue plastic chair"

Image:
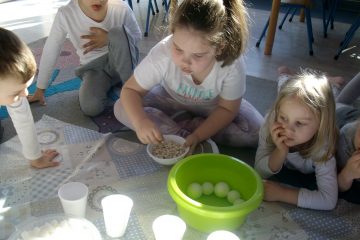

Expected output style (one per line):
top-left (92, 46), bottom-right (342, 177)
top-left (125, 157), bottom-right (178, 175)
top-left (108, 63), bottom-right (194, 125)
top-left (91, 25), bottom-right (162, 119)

top-left (277, 0), bottom-right (333, 38)
top-left (256, 0), bottom-right (314, 56)
top-left (143, 0), bottom-right (169, 37)
top-left (278, 6), bottom-right (299, 29)
top-left (322, 0), bottom-right (340, 37)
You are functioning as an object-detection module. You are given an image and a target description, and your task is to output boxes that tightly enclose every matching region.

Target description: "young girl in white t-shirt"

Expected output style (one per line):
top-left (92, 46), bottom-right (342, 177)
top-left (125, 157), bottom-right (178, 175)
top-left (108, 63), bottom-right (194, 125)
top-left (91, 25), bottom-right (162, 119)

top-left (255, 70), bottom-right (338, 210)
top-left (114, 0), bottom-right (264, 148)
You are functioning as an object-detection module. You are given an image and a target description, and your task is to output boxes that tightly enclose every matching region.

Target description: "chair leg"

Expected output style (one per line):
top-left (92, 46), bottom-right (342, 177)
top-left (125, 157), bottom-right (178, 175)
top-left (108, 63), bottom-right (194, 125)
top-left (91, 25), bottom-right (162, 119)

top-left (289, 7), bottom-right (297, 22)
top-left (322, 0), bottom-right (328, 37)
top-left (163, 0), bottom-right (170, 22)
top-left (256, 18), bottom-right (270, 47)
top-left (144, 0), bottom-right (153, 37)
top-left (329, 0), bottom-right (339, 30)
top-left (153, 0), bottom-right (159, 13)
top-left (151, 1), bottom-right (155, 15)
top-left (127, 0), bottom-right (133, 9)
top-left (305, 8), bottom-right (314, 55)
top-left (334, 16), bottom-right (360, 60)
top-left (323, 0), bottom-right (339, 37)
top-left (279, 7), bottom-right (292, 30)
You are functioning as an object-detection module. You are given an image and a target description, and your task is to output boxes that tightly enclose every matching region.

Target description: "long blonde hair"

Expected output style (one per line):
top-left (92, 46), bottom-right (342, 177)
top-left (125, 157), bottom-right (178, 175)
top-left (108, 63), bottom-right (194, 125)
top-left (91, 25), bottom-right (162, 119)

top-left (266, 70), bottom-right (337, 162)
top-left (169, 0), bottom-right (249, 67)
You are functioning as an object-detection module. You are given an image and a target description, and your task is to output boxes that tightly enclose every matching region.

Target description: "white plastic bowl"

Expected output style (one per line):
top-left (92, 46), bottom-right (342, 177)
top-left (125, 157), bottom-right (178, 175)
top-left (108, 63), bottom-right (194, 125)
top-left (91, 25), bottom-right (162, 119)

top-left (8, 214), bottom-right (101, 240)
top-left (147, 135), bottom-right (189, 165)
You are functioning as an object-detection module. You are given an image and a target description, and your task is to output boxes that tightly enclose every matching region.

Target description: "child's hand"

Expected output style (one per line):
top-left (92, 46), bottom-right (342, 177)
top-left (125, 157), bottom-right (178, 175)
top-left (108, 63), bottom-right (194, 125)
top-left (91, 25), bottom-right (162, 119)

top-left (263, 180), bottom-right (284, 202)
top-left (270, 122), bottom-right (288, 153)
top-left (30, 149), bottom-right (60, 169)
top-left (263, 180), bottom-right (298, 205)
top-left (184, 134), bottom-right (200, 156)
top-left (135, 118), bottom-right (163, 144)
top-left (27, 88), bottom-right (46, 106)
top-left (81, 27), bottom-right (108, 55)
top-left (342, 151), bottom-right (360, 181)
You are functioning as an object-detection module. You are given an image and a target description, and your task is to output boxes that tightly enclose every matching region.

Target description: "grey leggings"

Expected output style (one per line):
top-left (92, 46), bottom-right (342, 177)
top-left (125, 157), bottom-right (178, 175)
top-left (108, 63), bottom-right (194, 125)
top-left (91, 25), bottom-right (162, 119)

top-left (337, 72), bottom-right (360, 105)
top-left (336, 72), bottom-right (360, 129)
top-left (75, 26), bottom-right (138, 116)
top-left (114, 85), bottom-right (264, 147)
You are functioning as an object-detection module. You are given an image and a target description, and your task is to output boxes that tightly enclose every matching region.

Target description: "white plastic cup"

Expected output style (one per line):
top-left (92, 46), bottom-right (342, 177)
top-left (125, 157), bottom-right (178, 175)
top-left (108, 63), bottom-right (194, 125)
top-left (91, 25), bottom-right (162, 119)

top-left (207, 230), bottom-right (240, 240)
top-left (101, 194), bottom-right (133, 238)
top-left (152, 215), bottom-right (186, 240)
top-left (58, 182), bottom-right (88, 218)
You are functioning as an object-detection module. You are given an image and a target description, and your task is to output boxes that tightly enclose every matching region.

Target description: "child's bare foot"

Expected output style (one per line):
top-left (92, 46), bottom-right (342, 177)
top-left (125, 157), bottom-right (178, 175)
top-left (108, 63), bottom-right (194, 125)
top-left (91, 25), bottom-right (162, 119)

top-left (278, 66), bottom-right (296, 76)
top-left (277, 66), bottom-right (296, 91)
top-left (278, 65), bottom-right (345, 88)
top-left (328, 76), bottom-right (345, 89)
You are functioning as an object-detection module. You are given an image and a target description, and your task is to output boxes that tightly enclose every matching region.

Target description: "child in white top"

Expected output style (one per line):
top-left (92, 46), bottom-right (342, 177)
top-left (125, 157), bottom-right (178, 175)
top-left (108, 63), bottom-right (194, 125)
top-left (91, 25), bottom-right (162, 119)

top-left (114, 0), bottom-right (264, 148)
top-left (335, 72), bottom-right (360, 203)
top-left (337, 119), bottom-right (360, 202)
top-left (255, 70), bottom-right (338, 210)
top-left (28, 0), bottom-right (141, 116)
top-left (0, 28), bottom-right (59, 169)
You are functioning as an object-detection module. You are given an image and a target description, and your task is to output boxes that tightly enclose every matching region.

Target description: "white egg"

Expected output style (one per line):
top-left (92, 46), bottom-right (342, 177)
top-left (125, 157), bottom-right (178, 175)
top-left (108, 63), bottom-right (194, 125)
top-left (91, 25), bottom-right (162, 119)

top-left (214, 182), bottom-right (230, 198)
top-left (202, 182), bottom-right (214, 195)
top-left (227, 190), bottom-right (241, 203)
top-left (187, 182), bottom-right (203, 199)
top-left (233, 198), bottom-right (245, 206)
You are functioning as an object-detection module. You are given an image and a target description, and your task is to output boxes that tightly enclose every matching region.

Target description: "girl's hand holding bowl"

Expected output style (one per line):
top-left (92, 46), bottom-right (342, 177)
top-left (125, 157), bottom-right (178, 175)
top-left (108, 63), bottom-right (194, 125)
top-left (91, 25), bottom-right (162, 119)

top-left (147, 135), bottom-right (190, 165)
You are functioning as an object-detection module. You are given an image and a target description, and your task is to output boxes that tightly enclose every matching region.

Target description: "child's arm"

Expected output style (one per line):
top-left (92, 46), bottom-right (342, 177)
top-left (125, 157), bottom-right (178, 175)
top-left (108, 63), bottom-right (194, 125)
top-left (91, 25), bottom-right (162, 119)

top-left (264, 157), bottom-right (338, 210)
top-left (185, 97), bottom-right (240, 147)
top-left (255, 119), bottom-right (288, 178)
top-left (120, 75), bottom-right (163, 144)
top-left (7, 98), bottom-right (59, 168)
top-left (28, 12), bottom-right (67, 106)
top-left (338, 151), bottom-right (360, 191)
top-left (297, 157), bottom-right (338, 210)
top-left (263, 180), bottom-right (299, 205)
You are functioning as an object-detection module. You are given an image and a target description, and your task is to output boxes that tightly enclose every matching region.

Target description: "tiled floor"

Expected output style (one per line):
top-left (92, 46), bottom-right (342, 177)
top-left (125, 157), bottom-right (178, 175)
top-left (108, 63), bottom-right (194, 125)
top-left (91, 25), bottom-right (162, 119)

top-left (0, 0), bottom-right (359, 82)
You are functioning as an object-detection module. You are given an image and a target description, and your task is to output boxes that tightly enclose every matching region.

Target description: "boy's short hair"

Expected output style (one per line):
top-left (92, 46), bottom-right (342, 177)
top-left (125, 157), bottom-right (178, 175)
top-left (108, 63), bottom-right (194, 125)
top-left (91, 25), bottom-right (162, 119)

top-left (0, 27), bottom-right (36, 83)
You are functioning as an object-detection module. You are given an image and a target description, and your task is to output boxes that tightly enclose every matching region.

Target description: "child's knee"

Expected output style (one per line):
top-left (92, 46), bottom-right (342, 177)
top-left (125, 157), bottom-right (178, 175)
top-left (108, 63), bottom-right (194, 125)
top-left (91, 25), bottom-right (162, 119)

top-left (79, 97), bottom-right (104, 117)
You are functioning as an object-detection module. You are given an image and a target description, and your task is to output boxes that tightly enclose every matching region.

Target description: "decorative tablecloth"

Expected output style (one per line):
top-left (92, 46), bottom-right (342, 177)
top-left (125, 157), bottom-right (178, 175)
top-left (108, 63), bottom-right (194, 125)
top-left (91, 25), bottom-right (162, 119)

top-left (1, 115), bottom-right (359, 240)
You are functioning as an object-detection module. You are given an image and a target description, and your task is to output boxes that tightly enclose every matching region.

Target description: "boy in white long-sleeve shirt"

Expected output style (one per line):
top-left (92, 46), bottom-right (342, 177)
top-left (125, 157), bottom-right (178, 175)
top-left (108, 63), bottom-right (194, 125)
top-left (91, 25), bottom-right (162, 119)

top-left (28, 0), bottom-right (142, 116)
top-left (0, 28), bottom-right (59, 169)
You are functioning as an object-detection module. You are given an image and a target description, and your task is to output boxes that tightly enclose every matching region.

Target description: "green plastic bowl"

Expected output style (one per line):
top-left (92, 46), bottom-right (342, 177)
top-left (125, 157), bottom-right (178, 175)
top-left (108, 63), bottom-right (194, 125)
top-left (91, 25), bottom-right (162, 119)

top-left (167, 153), bottom-right (263, 233)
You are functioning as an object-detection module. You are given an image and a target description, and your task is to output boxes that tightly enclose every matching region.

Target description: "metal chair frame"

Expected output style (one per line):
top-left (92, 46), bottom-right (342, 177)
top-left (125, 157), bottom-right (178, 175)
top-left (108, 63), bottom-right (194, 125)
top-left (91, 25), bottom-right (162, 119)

top-left (256, 3), bottom-right (314, 56)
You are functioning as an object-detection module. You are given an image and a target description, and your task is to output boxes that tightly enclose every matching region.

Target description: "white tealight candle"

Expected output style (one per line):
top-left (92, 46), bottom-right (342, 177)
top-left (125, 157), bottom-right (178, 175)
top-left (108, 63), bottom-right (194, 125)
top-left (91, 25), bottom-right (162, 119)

top-left (207, 230), bottom-right (240, 240)
top-left (152, 215), bottom-right (186, 240)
